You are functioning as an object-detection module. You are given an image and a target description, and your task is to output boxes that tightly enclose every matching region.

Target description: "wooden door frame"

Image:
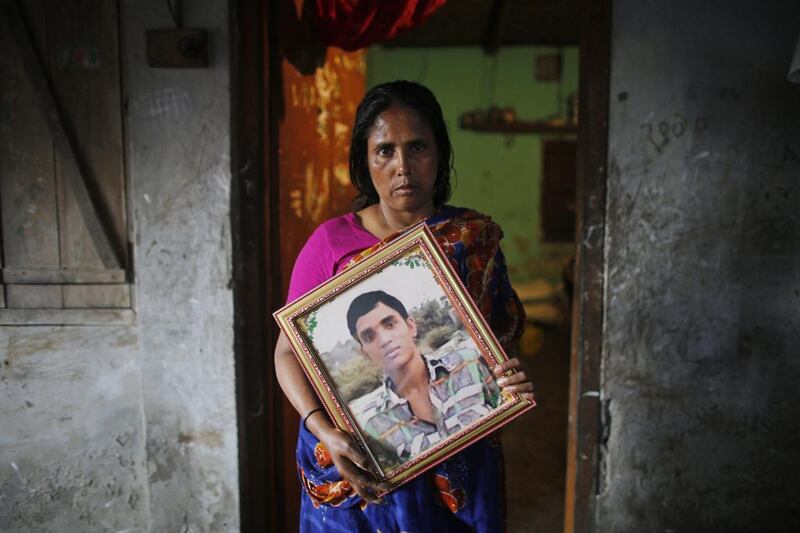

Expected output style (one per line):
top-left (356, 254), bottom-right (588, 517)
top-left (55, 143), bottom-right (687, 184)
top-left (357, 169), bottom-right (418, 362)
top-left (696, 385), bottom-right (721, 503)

top-left (230, 0), bottom-right (287, 531)
top-left (564, 0), bottom-right (611, 531)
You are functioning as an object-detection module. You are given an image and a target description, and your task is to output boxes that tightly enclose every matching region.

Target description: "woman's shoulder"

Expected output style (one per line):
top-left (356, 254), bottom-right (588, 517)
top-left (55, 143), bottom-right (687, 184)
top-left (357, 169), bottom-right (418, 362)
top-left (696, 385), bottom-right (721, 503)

top-left (287, 213), bottom-right (364, 302)
top-left (314, 212), bottom-right (359, 236)
top-left (439, 205), bottom-right (503, 233)
top-left (440, 205), bottom-right (492, 221)
top-left (300, 211), bottom-right (379, 269)
top-left (302, 212), bottom-right (367, 246)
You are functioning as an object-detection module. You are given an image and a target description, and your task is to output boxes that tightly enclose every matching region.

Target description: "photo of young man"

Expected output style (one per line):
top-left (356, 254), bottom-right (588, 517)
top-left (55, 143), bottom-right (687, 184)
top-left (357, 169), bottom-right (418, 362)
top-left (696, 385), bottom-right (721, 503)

top-left (346, 290), bottom-right (501, 469)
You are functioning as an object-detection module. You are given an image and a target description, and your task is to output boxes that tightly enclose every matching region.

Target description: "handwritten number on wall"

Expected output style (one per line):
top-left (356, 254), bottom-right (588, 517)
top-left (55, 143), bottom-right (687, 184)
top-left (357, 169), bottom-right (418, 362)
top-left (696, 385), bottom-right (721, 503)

top-left (641, 113), bottom-right (708, 153)
top-left (672, 113), bottom-right (687, 137)
top-left (640, 123), bottom-right (668, 153)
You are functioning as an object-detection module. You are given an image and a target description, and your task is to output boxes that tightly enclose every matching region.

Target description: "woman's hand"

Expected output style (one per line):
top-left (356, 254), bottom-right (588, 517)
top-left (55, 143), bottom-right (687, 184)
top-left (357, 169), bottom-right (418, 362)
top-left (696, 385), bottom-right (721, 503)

top-left (274, 332), bottom-right (388, 503)
top-left (307, 413), bottom-right (389, 503)
top-left (494, 357), bottom-right (535, 403)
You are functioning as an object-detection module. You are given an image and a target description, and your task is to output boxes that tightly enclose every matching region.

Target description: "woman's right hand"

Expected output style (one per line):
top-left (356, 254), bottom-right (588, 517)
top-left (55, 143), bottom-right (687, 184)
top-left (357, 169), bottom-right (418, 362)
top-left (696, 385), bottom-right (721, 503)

top-left (274, 331), bottom-right (387, 502)
top-left (308, 412), bottom-right (388, 503)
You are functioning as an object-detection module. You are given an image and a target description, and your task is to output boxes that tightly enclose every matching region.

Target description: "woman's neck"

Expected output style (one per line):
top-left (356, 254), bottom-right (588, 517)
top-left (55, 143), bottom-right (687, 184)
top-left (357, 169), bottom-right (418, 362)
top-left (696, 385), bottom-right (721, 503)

top-left (377, 202), bottom-right (434, 231)
top-left (359, 202), bottom-right (436, 240)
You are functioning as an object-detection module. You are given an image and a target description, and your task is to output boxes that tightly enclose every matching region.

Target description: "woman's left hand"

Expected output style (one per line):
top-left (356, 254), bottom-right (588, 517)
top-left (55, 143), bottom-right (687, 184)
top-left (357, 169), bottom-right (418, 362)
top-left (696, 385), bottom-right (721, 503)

top-left (494, 358), bottom-right (535, 403)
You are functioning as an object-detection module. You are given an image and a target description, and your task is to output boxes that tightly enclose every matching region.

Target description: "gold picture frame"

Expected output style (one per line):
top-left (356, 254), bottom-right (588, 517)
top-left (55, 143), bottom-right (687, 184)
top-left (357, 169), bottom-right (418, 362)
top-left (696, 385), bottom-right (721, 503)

top-left (274, 223), bottom-right (534, 492)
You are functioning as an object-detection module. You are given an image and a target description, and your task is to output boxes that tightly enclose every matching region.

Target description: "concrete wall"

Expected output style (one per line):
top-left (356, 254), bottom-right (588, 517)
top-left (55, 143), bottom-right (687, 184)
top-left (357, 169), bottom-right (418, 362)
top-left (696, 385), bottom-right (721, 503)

top-left (367, 46), bottom-right (579, 285)
top-left (0, 1), bottom-right (239, 531)
top-left (600, 1), bottom-right (800, 531)
top-left (0, 327), bottom-right (151, 531)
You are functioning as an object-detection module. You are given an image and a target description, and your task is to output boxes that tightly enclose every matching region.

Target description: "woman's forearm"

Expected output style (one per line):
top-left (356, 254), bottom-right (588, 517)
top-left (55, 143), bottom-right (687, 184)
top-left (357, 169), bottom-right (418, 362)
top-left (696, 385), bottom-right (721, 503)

top-left (273, 331), bottom-right (332, 437)
top-left (274, 331), bottom-right (385, 500)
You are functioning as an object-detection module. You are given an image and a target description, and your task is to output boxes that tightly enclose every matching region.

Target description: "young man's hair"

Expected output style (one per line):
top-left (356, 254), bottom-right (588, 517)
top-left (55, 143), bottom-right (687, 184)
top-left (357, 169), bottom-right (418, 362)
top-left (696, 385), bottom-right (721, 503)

top-left (347, 290), bottom-right (409, 342)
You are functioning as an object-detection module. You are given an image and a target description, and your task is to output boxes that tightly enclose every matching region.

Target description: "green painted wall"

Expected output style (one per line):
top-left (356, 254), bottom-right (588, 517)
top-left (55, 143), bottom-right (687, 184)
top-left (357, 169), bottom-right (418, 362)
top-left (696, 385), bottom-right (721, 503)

top-left (367, 46), bottom-right (579, 285)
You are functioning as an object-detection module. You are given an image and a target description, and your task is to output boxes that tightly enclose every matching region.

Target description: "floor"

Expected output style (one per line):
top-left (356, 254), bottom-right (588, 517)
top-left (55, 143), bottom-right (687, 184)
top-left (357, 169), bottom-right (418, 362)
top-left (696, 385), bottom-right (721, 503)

top-left (503, 322), bottom-right (571, 533)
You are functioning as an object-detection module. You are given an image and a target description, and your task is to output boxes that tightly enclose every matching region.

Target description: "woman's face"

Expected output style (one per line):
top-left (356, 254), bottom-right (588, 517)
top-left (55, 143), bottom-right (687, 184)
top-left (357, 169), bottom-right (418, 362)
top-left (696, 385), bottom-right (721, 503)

top-left (366, 105), bottom-right (439, 216)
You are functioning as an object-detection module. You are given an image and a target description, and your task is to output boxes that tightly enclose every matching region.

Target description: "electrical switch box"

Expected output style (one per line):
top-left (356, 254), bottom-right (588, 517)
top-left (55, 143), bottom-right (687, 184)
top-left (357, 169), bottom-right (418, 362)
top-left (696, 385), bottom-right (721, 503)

top-left (146, 28), bottom-right (208, 68)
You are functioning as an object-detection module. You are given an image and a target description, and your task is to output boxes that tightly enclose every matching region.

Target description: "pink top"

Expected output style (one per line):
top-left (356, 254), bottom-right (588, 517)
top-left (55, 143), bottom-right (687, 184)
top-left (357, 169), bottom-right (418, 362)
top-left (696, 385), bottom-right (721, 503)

top-left (286, 213), bottom-right (380, 303)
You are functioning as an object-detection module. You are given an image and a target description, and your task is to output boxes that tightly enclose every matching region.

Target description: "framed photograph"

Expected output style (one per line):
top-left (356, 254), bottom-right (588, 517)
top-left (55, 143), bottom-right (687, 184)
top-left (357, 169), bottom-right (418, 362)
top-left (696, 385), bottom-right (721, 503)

top-left (274, 223), bottom-right (535, 492)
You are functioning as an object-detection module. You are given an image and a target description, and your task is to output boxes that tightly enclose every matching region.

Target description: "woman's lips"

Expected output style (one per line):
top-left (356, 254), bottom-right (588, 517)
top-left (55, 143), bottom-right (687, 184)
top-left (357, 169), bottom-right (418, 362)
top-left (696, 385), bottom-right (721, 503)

top-left (394, 184), bottom-right (417, 196)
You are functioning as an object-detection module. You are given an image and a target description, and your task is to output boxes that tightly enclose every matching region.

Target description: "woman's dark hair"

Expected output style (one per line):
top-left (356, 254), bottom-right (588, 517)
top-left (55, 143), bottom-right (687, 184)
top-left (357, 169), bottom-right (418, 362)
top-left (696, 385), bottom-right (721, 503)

top-left (349, 80), bottom-right (453, 210)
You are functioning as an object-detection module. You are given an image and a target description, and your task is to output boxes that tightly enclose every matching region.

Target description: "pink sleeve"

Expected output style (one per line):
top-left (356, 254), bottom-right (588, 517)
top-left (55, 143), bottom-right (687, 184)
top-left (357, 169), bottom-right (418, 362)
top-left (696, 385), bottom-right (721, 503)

top-left (286, 225), bottom-right (334, 304)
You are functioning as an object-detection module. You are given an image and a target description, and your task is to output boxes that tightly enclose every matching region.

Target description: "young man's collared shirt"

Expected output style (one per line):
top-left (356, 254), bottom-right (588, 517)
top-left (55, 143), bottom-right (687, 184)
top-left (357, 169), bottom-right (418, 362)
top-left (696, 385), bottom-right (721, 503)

top-left (349, 347), bottom-right (501, 469)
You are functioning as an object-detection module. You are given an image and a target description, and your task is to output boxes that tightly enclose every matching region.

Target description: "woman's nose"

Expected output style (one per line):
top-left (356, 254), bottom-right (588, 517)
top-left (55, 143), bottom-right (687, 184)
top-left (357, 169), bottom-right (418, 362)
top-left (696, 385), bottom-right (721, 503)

top-left (395, 149), bottom-right (412, 176)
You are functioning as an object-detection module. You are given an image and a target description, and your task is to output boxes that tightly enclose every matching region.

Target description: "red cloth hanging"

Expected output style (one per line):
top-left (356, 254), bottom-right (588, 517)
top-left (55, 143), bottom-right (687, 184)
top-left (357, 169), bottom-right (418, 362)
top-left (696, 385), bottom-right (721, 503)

top-left (310, 0), bottom-right (447, 51)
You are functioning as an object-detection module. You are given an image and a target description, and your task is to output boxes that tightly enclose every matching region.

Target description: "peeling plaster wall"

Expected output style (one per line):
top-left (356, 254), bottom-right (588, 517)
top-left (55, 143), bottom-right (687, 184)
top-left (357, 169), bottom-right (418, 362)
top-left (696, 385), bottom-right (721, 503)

top-left (600, 1), bottom-right (800, 531)
top-left (0, 1), bottom-right (238, 531)
top-left (122, 0), bottom-right (238, 530)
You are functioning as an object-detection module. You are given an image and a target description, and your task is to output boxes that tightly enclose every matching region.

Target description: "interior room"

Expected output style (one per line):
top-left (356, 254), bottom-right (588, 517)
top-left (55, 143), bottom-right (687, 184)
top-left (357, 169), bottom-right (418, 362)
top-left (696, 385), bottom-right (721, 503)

top-left (366, 39), bottom-right (579, 533)
top-left (1, 1), bottom-right (798, 532)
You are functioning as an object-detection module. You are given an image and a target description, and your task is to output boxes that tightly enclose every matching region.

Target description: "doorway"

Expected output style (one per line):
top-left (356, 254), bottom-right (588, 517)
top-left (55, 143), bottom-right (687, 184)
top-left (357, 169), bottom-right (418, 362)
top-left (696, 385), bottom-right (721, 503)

top-left (230, 0), bottom-right (609, 531)
top-left (366, 43), bottom-right (578, 532)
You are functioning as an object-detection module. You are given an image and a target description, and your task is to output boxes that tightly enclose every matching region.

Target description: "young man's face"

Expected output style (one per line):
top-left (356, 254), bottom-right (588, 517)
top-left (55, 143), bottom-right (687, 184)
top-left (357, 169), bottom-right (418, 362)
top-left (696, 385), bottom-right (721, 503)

top-left (354, 302), bottom-right (420, 375)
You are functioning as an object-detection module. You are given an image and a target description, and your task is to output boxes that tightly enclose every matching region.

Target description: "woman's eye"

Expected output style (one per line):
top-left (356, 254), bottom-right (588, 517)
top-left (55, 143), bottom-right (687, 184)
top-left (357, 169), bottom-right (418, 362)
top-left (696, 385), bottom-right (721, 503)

top-left (410, 142), bottom-right (425, 152)
top-left (377, 146), bottom-right (393, 156)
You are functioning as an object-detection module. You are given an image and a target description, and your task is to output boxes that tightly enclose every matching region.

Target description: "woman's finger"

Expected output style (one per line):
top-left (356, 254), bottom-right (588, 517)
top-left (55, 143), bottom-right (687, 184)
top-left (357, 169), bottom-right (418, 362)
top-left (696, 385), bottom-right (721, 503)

top-left (493, 357), bottom-right (523, 375)
top-left (493, 357), bottom-right (536, 404)
top-left (324, 430), bottom-right (365, 462)
top-left (496, 371), bottom-right (528, 387)
top-left (337, 461), bottom-right (383, 503)
top-left (346, 448), bottom-right (370, 472)
top-left (337, 438), bottom-right (373, 472)
top-left (518, 392), bottom-right (535, 402)
top-left (501, 382), bottom-right (534, 393)
top-left (318, 429), bottom-right (386, 502)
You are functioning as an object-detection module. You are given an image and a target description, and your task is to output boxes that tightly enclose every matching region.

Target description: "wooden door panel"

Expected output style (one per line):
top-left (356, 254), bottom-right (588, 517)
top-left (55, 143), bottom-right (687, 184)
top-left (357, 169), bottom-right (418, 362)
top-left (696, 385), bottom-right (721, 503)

top-left (276, 47), bottom-right (365, 527)
top-left (5, 285), bottom-right (61, 308)
top-left (0, 0), bottom-right (60, 272)
top-left (47, 0), bottom-right (126, 269)
top-left (0, 0), bottom-right (128, 313)
top-left (278, 49), bottom-right (365, 270)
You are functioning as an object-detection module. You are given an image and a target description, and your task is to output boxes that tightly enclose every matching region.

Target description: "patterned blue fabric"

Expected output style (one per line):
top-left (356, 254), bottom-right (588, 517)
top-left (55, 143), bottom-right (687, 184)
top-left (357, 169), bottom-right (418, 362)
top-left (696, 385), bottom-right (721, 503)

top-left (297, 423), bottom-right (504, 533)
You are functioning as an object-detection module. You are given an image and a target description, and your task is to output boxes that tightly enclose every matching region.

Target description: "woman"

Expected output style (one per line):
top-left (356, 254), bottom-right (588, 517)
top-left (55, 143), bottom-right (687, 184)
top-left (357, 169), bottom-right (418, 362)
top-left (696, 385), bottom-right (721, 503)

top-left (274, 80), bottom-right (534, 532)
